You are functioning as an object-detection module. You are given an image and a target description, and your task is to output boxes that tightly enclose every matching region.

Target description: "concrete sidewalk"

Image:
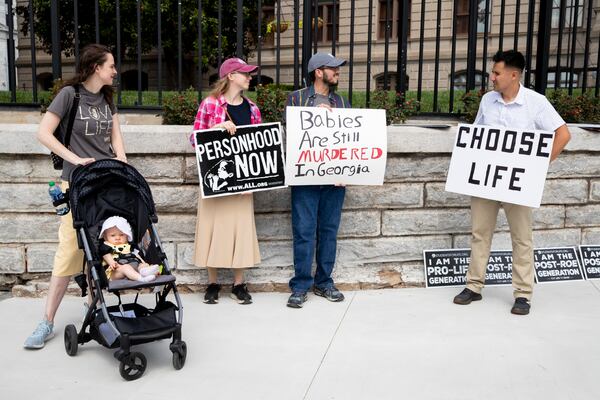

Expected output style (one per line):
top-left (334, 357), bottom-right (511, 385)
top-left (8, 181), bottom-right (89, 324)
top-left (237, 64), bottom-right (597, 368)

top-left (1, 281), bottom-right (599, 400)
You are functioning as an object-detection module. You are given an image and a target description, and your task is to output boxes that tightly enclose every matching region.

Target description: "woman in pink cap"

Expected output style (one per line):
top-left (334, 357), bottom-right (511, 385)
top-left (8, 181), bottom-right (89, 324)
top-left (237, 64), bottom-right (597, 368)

top-left (190, 57), bottom-right (262, 305)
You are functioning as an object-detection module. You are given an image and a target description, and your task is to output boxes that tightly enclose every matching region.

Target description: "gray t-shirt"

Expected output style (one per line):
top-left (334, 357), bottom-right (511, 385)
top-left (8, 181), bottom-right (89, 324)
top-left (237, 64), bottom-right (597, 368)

top-left (314, 93), bottom-right (331, 107)
top-left (47, 85), bottom-right (118, 180)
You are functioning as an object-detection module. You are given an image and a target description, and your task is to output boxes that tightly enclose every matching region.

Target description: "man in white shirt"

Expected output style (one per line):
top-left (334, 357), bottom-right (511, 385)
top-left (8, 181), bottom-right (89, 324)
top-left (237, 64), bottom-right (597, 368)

top-left (453, 50), bottom-right (571, 315)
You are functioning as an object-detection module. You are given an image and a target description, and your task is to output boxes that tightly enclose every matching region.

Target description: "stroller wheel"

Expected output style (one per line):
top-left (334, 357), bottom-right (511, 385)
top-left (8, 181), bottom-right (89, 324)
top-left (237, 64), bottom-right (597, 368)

top-left (171, 341), bottom-right (187, 370)
top-left (64, 324), bottom-right (78, 356)
top-left (119, 352), bottom-right (147, 381)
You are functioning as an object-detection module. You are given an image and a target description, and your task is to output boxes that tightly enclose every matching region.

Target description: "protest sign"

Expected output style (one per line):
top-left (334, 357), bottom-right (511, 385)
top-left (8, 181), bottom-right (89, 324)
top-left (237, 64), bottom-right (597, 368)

top-left (423, 249), bottom-right (514, 288)
top-left (445, 124), bottom-right (554, 207)
top-left (285, 106), bottom-right (387, 185)
top-left (533, 247), bottom-right (584, 283)
top-left (578, 245), bottom-right (600, 280)
top-left (194, 122), bottom-right (286, 198)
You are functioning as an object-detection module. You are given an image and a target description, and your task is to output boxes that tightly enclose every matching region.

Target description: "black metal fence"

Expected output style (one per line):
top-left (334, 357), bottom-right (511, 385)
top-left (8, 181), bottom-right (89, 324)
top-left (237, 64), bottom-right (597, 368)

top-left (2, 0), bottom-right (599, 113)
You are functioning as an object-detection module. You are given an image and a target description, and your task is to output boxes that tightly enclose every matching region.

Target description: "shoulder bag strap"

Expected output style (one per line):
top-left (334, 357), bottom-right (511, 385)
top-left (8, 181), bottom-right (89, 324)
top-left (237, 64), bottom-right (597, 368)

top-left (63, 84), bottom-right (81, 149)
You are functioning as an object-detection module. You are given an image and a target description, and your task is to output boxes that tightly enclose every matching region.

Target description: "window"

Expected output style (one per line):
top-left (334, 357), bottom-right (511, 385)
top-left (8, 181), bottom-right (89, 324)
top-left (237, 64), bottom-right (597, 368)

top-left (452, 70), bottom-right (487, 90)
top-left (262, 4), bottom-right (275, 46)
top-left (378, 1), bottom-right (411, 39)
top-left (314, 1), bottom-right (339, 43)
top-left (547, 71), bottom-right (579, 88)
top-left (456, 0), bottom-right (492, 35)
top-left (551, 0), bottom-right (584, 28)
top-left (375, 72), bottom-right (410, 90)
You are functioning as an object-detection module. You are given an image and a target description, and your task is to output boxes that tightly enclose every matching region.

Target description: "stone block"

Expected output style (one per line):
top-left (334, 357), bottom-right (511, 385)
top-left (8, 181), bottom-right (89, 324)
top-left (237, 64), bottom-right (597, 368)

top-left (337, 235), bottom-right (452, 265)
top-left (548, 154), bottom-right (600, 178)
top-left (387, 126), bottom-right (455, 153)
top-left (0, 214), bottom-right (59, 243)
top-left (26, 243), bottom-right (57, 273)
top-left (153, 214), bottom-right (196, 241)
top-left (0, 245), bottom-right (25, 273)
top-left (566, 204), bottom-right (600, 227)
top-left (582, 228), bottom-right (600, 244)
top-left (0, 156), bottom-right (58, 183)
top-left (254, 188), bottom-right (291, 212)
top-left (345, 183), bottom-right (423, 208)
top-left (425, 183), bottom-right (470, 207)
top-left (0, 183), bottom-right (52, 212)
top-left (129, 156), bottom-right (185, 182)
top-left (385, 156), bottom-right (450, 182)
top-left (383, 209), bottom-right (472, 235)
top-left (151, 185), bottom-right (198, 212)
top-left (589, 180), bottom-right (600, 202)
top-left (542, 179), bottom-right (588, 204)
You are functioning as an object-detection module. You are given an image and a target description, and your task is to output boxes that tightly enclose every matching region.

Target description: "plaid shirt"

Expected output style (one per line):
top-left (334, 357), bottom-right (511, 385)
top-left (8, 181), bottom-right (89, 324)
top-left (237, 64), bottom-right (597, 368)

top-left (189, 94), bottom-right (262, 146)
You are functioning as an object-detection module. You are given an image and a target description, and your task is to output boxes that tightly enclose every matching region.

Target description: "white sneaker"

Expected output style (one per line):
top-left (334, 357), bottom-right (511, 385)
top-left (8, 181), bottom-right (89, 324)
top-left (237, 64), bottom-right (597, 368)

top-left (138, 275), bottom-right (156, 283)
top-left (139, 264), bottom-right (159, 277)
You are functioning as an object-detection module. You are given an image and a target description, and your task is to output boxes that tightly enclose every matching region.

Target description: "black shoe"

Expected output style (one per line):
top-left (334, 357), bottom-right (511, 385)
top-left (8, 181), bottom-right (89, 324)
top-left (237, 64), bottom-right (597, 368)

top-left (230, 283), bottom-right (252, 305)
top-left (511, 297), bottom-right (531, 315)
top-left (313, 286), bottom-right (345, 302)
top-left (453, 288), bottom-right (482, 305)
top-left (287, 292), bottom-right (308, 308)
top-left (204, 283), bottom-right (221, 304)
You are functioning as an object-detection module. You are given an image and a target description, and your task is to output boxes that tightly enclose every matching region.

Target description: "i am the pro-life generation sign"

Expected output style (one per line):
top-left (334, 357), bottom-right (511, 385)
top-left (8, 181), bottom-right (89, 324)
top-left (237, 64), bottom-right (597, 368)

top-left (194, 122), bottom-right (286, 198)
top-left (285, 106), bottom-right (387, 185)
top-left (423, 249), bottom-right (514, 288)
top-left (445, 124), bottom-right (555, 207)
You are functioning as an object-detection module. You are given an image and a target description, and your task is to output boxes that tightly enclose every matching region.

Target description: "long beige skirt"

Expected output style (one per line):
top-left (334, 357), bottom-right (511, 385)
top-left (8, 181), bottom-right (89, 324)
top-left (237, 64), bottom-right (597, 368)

top-left (193, 193), bottom-right (261, 268)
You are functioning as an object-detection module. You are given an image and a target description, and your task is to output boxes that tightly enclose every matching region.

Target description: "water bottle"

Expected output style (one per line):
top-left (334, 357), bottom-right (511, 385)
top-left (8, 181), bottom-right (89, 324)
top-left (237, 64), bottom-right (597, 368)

top-left (48, 181), bottom-right (70, 216)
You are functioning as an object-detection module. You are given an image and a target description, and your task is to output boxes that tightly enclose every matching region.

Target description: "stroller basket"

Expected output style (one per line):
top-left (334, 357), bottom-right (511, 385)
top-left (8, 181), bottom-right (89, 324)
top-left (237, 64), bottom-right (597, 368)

top-left (91, 302), bottom-right (178, 348)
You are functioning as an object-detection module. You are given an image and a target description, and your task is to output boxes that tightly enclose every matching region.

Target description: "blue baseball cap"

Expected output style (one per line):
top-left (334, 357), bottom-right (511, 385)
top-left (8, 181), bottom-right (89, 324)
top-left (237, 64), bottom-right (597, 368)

top-left (307, 52), bottom-right (346, 73)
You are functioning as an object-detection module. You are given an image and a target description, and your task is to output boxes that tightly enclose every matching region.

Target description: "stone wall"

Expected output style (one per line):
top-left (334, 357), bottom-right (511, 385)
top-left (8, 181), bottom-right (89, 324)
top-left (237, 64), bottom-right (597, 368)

top-left (1, 123), bottom-right (599, 295)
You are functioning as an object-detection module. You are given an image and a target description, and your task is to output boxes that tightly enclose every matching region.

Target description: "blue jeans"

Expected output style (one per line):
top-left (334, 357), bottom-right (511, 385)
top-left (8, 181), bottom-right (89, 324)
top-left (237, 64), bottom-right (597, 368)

top-left (289, 185), bottom-right (346, 293)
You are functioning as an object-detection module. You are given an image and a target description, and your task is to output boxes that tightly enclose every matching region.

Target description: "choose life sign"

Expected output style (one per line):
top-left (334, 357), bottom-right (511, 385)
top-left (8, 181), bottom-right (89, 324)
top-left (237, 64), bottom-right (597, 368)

top-left (285, 106), bottom-right (387, 185)
top-left (194, 122), bottom-right (286, 198)
top-left (445, 124), bottom-right (554, 208)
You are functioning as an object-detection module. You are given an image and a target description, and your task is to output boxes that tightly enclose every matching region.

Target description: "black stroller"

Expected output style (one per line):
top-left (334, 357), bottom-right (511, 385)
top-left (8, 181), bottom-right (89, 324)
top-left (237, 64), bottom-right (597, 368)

top-left (62, 159), bottom-right (186, 381)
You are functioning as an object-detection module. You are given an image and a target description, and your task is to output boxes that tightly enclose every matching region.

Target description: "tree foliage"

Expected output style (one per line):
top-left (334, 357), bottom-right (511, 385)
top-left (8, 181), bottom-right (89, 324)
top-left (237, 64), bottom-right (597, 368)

top-left (17, 0), bottom-right (261, 81)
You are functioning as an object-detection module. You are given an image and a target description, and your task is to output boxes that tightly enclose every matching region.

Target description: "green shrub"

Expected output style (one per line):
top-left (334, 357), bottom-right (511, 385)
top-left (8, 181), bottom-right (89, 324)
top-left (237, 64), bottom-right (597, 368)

top-left (162, 88), bottom-right (199, 125)
top-left (255, 84), bottom-right (291, 123)
top-left (369, 91), bottom-right (419, 125)
top-left (547, 90), bottom-right (600, 123)
top-left (460, 89), bottom-right (486, 123)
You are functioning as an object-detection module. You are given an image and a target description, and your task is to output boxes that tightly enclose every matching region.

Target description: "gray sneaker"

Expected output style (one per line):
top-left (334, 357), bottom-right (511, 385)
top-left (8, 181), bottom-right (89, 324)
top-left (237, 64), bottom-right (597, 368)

top-left (24, 320), bottom-right (54, 349)
top-left (314, 286), bottom-right (345, 302)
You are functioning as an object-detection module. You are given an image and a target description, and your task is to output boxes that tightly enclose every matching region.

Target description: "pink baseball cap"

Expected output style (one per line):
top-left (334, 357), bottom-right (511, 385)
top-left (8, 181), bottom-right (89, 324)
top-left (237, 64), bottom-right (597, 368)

top-left (219, 58), bottom-right (258, 79)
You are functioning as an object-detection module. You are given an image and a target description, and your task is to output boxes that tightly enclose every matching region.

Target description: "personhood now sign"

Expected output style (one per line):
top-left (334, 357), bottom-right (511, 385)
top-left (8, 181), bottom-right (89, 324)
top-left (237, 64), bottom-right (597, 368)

top-left (194, 122), bottom-right (286, 198)
top-left (285, 106), bottom-right (387, 185)
top-left (445, 124), bottom-right (554, 207)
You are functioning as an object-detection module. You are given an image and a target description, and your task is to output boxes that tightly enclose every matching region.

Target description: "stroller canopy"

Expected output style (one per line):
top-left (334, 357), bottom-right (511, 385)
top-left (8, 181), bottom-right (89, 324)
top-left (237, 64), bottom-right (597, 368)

top-left (69, 159), bottom-right (157, 247)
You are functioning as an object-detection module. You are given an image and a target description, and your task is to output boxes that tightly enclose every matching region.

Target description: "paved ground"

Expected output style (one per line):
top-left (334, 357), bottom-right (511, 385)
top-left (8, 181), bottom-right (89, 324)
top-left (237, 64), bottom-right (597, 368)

top-left (1, 281), bottom-right (599, 400)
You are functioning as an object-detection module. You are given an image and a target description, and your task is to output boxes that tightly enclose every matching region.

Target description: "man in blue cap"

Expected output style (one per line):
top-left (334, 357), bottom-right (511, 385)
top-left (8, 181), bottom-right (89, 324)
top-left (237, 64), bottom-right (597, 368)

top-left (285, 52), bottom-right (351, 308)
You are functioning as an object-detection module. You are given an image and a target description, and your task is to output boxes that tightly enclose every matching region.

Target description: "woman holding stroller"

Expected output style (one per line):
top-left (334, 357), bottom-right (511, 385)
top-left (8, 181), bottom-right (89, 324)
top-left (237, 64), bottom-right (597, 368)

top-left (191, 57), bottom-right (262, 305)
top-left (24, 44), bottom-right (127, 349)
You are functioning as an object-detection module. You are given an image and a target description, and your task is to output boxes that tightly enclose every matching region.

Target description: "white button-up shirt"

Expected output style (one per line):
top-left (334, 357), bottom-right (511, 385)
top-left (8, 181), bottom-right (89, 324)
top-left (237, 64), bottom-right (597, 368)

top-left (474, 84), bottom-right (565, 132)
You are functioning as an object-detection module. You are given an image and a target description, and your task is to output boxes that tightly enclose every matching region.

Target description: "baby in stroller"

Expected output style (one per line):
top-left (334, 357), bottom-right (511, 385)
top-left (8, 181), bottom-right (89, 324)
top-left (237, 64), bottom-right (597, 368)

top-left (99, 216), bottom-right (159, 283)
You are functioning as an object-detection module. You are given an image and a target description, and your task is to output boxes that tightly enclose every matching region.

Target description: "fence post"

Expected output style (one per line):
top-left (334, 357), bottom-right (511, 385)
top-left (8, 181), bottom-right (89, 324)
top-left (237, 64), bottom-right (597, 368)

top-left (301, 0), bottom-right (313, 87)
top-left (396, 0), bottom-right (409, 98)
top-left (466, 0), bottom-right (478, 91)
top-left (50, 0), bottom-right (61, 79)
top-left (534, 0), bottom-right (552, 94)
